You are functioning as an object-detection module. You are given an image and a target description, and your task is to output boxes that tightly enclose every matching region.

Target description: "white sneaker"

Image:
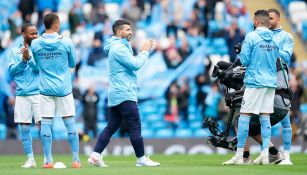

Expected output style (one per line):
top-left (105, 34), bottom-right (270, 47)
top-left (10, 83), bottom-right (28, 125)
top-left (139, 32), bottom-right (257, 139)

top-left (243, 156), bottom-right (253, 164)
top-left (269, 152), bottom-right (284, 164)
top-left (136, 156), bottom-right (160, 167)
top-left (88, 156), bottom-right (108, 167)
top-left (222, 155), bottom-right (244, 165)
top-left (253, 155), bottom-right (261, 165)
top-left (21, 159), bottom-right (36, 168)
top-left (278, 159), bottom-right (293, 165)
top-left (260, 155), bottom-right (269, 165)
top-left (253, 155), bottom-right (269, 165)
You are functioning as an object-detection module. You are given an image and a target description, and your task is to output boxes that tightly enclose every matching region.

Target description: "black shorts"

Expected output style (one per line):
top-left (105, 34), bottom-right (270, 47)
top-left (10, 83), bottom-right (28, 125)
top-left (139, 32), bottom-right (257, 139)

top-left (248, 107), bottom-right (289, 136)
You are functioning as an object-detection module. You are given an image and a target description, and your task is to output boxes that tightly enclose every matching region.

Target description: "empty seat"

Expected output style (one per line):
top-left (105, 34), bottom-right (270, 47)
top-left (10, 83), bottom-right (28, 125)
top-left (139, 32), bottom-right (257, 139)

top-left (142, 128), bottom-right (155, 138)
top-left (175, 128), bottom-right (193, 138)
top-left (155, 128), bottom-right (174, 138)
top-left (194, 128), bottom-right (212, 137)
top-left (0, 124), bottom-right (6, 140)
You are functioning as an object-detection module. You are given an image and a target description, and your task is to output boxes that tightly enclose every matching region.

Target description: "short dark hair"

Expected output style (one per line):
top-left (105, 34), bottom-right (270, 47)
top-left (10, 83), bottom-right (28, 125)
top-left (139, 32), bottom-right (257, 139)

top-left (267, 8), bottom-right (280, 17)
top-left (254, 10), bottom-right (270, 27)
top-left (43, 13), bottom-right (59, 30)
top-left (21, 23), bottom-right (35, 33)
top-left (112, 20), bottom-right (130, 34)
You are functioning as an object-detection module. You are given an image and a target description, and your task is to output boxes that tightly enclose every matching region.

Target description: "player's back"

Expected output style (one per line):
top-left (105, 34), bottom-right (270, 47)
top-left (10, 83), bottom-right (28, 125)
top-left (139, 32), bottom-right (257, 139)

top-left (31, 33), bottom-right (76, 96)
top-left (240, 27), bottom-right (279, 88)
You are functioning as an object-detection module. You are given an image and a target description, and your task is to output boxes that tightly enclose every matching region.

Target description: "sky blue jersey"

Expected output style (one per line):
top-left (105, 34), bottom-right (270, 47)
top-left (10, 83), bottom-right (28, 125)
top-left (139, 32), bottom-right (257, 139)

top-left (271, 28), bottom-right (294, 65)
top-left (239, 27), bottom-right (279, 88)
top-left (104, 36), bottom-right (149, 107)
top-left (8, 43), bottom-right (40, 96)
top-left (31, 33), bottom-right (76, 96)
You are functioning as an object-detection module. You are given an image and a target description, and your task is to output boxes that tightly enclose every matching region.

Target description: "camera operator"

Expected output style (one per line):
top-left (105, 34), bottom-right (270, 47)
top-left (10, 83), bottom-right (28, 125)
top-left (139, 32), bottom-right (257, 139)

top-left (223, 10), bottom-right (281, 165)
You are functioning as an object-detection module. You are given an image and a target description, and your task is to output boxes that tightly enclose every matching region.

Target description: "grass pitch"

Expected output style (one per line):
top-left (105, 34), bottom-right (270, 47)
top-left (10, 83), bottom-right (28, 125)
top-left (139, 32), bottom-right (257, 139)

top-left (0, 154), bottom-right (306, 175)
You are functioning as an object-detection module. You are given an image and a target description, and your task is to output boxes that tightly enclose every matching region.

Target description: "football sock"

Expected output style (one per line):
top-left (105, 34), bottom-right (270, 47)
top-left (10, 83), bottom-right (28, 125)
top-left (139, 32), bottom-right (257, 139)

top-left (41, 118), bottom-right (53, 163)
top-left (280, 115), bottom-right (292, 151)
top-left (20, 124), bottom-right (34, 160)
top-left (63, 117), bottom-right (80, 162)
top-left (260, 115), bottom-right (271, 149)
top-left (237, 114), bottom-right (250, 149)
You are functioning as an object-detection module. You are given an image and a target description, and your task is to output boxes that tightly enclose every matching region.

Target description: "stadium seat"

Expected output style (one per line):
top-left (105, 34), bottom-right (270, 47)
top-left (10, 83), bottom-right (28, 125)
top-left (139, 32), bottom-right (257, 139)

top-left (0, 124), bottom-right (6, 140)
top-left (155, 128), bottom-right (174, 138)
top-left (288, 1), bottom-right (307, 15)
top-left (97, 121), bottom-right (108, 133)
top-left (178, 122), bottom-right (189, 129)
top-left (142, 128), bottom-right (155, 138)
top-left (151, 121), bottom-right (168, 130)
top-left (146, 114), bottom-right (163, 122)
top-left (175, 128), bottom-right (193, 138)
top-left (76, 122), bottom-right (84, 132)
top-left (189, 121), bottom-right (202, 130)
top-left (301, 103), bottom-right (307, 113)
top-left (194, 128), bottom-right (212, 138)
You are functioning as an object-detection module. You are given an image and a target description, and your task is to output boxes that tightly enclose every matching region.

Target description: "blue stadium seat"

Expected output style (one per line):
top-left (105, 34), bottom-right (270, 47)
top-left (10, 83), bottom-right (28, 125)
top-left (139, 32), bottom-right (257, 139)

top-left (194, 128), bottom-right (212, 138)
top-left (189, 121), bottom-right (202, 130)
top-left (151, 121), bottom-right (168, 130)
top-left (175, 128), bottom-right (193, 138)
top-left (0, 124), bottom-right (6, 140)
top-left (178, 122), bottom-right (188, 129)
top-left (76, 122), bottom-right (84, 132)
top-left (146, 114), bottom-right (163, 122)
top-left (155, 128), bottom-right (174, 138)
top-left (301, 103), bottom-right (307, 113)
top-left (142, 128), bottom-right (155, 138)
top-left (97, 121), bottom-right (107, 133)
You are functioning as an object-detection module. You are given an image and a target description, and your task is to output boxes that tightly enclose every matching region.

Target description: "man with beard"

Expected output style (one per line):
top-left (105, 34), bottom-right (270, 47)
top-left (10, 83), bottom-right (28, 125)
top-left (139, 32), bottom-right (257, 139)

top-left (266, 8), bottom-right (294, 165)
top-left (8, 23), bottom-right (40, 168)
top-left (88, 19), bottom-right (160, 167)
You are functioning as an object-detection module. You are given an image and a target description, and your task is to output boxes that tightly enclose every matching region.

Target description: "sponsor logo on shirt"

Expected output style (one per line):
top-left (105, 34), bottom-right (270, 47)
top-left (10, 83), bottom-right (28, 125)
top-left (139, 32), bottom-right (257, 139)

top-left (37, 52), bottom-right (62, 59)
top-left (259, 44), bottom-right (277, 52)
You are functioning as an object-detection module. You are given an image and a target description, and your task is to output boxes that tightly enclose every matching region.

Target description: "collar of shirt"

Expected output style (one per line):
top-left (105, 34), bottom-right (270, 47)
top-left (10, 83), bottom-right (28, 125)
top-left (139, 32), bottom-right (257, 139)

top-left (42, 32), bottom-right (59, 39)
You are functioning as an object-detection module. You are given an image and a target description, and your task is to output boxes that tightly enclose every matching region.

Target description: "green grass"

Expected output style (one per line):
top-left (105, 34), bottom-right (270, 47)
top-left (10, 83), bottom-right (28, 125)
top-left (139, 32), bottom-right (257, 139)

top-left (0, 154), bottom-right (306, 175)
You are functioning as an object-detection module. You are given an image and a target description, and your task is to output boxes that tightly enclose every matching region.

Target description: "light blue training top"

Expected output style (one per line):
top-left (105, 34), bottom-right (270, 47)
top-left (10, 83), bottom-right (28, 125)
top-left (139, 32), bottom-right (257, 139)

top-left (31, 33), bottom-right (76, 96)
top-left (104, 36), bottom-right (149, 107)
top-left (8, 43), bottom-right (40, 96)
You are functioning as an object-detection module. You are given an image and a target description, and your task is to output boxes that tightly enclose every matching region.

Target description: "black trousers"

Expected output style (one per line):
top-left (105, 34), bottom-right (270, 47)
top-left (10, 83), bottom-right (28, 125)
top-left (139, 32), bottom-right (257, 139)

top-left (94, 101), bottom-right (144, 157)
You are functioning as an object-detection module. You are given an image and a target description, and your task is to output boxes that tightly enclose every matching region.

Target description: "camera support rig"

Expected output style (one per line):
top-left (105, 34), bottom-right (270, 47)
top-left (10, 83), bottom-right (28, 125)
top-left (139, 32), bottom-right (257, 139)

top-left (203, 55), bottom-right (245, 151)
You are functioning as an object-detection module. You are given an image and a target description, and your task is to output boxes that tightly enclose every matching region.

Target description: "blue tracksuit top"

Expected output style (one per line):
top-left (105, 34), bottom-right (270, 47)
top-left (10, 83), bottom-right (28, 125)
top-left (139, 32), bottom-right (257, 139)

top-left (271, 28), bottom-right (294, 65)
top-left (104, 36), bottom-right (149, 107)
top-left (239, 27), bottom-right (279, 88)
top-left (31, 33), bottom-right (76, 96)
top-left (8, 43), bottom-right (40, 96)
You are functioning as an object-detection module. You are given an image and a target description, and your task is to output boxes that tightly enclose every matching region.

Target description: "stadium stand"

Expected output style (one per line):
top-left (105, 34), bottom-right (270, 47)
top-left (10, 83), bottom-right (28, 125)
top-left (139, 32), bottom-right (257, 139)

top-left (0, 0), bottom-right (306, 141)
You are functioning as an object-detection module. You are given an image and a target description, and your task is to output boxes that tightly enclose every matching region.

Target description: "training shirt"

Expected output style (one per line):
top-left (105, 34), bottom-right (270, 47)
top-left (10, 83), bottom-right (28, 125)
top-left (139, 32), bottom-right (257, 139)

top-left (104, 36), bottom-right (149, 107)
top-left (31, 33), bottom-right (76, 96)
top-left (239, 27), bottom-right (279, 88)
top-left (8, 43), bottom-right (40, 96)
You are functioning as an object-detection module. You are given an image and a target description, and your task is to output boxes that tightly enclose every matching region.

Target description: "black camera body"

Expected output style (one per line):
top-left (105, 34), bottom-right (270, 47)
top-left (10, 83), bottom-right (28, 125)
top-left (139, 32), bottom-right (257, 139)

top-left (204, 48), bottom-right (246, 151)
top-left (234, 43), bottom-right (241, 54)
